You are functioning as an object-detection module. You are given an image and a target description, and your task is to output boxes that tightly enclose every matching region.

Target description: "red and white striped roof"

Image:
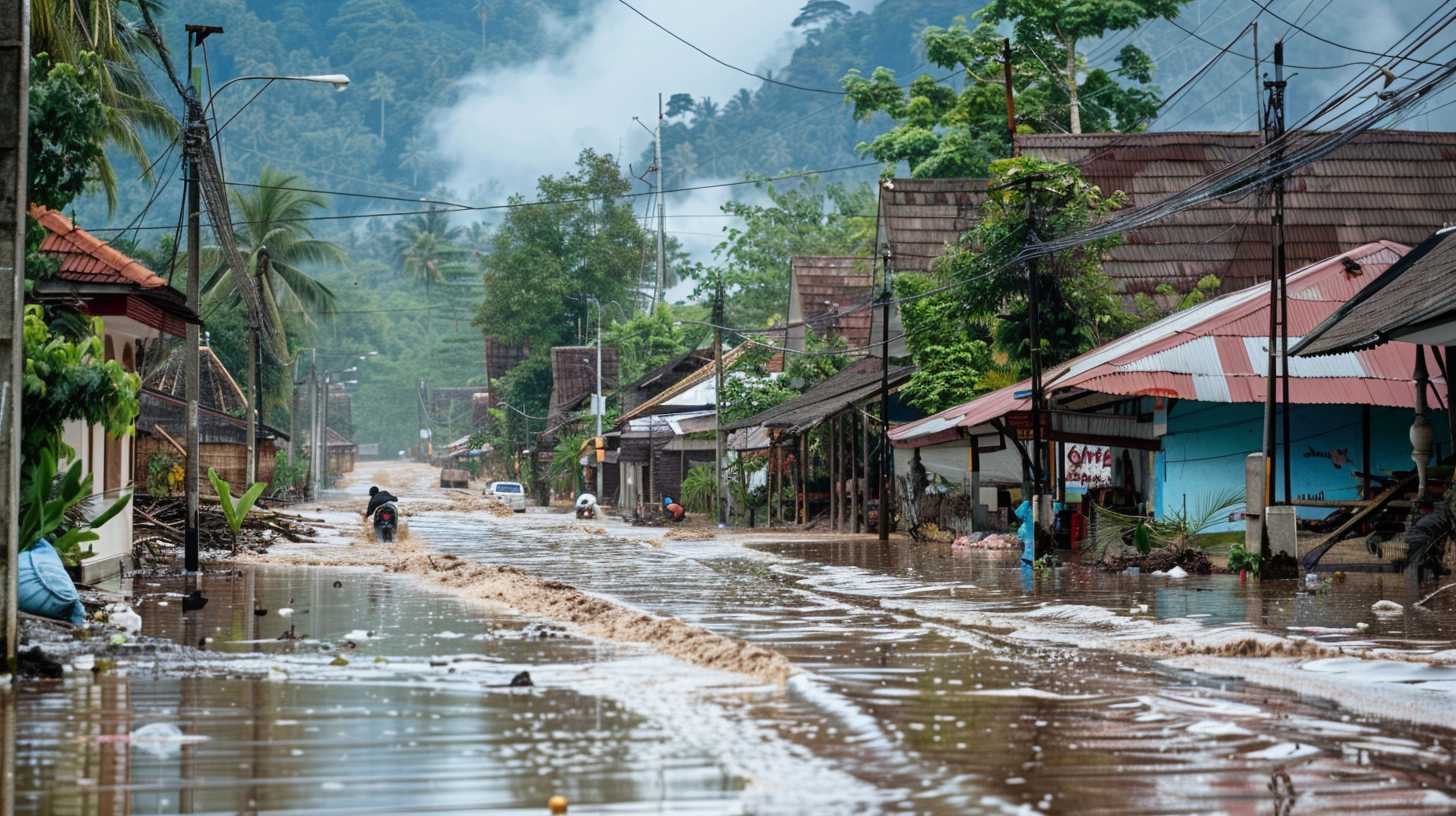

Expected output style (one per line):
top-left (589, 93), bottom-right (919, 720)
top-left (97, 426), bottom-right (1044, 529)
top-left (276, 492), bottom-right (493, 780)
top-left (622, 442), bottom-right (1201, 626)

top-left (892, 242), bottom-right (1446, 447)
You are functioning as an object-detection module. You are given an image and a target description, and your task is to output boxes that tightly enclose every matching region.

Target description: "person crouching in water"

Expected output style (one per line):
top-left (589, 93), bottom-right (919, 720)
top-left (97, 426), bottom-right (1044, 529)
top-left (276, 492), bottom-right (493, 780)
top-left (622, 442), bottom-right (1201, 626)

top-left (575, 493), bottom-right (598, 520)
top-left (661, 495), bottom-right (685, 523)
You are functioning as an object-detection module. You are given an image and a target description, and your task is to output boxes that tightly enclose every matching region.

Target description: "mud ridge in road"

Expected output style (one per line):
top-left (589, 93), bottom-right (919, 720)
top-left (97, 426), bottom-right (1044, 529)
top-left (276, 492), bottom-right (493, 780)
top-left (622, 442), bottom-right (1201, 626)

top-left (248, 523), bottom-right (795, 685)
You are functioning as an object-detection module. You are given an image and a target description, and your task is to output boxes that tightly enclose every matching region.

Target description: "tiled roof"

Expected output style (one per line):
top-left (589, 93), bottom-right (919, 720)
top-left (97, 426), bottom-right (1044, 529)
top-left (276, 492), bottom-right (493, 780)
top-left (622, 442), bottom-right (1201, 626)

top-left (1295, 226), bottom-right (1456, 356)
top-left (876, 178), bottom-right (990, 273)
top-left (791, 256), bottom-right (874, 350)
top-left (484, 336), bottom-right (530, 385)
top-left (1017, 129), bottom-right (1456, 294)
top-left (142, 343), bottom-right (248, 415)
top-left (30, 205), bottom-right (167, 288)
top-left (548, 345), bottom-right (620, 424)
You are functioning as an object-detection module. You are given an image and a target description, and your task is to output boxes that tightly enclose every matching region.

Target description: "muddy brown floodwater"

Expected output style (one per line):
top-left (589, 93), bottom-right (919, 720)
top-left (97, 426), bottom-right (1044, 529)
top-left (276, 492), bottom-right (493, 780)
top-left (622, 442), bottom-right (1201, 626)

top-left (10, 459), bottom-right (1456, 814)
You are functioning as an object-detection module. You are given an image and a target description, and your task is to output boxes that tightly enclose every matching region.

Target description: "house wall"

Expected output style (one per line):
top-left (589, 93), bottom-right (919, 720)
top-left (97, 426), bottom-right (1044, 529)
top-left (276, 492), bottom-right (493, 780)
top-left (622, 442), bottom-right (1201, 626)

top-left (66, 328), bottom-right (145, 582)
top-left (1157, 402), bottom-right (1450, 531)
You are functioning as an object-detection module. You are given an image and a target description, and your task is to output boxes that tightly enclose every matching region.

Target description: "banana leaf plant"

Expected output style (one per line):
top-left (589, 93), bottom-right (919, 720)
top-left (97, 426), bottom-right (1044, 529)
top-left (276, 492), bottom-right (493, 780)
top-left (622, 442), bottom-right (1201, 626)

top-left (19, 440), bottom-right (131, 567)
top-left (207, 468), bottom-right (267, 553)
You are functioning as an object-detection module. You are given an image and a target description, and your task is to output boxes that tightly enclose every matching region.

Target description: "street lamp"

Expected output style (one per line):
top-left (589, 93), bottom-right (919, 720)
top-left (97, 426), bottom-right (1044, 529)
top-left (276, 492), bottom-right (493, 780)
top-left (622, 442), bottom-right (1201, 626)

top-left (178, 23), bottom-right (351, 572)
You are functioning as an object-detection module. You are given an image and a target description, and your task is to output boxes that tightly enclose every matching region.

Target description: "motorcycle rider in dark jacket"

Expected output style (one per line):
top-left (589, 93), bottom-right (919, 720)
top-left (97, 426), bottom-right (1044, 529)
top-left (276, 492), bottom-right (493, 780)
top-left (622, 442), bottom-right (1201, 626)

top-left (364, 486), bottom-right (399, 519)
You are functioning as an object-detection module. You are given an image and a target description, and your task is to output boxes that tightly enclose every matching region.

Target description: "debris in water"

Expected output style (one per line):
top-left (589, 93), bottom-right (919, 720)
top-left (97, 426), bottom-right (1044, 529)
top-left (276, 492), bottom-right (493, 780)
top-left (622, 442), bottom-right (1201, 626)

top-left (1356, 622), bottom-right (1370, 631)
top-left (329, 655), bottom-right (349, 667)
top-left (1371, 600), bottom-right (1404, 615)
top-left (182, 591), bottom-right (207, 612)
top-left (278, 607), bottom-right (294, 618)
top-left (129, 723), bottom-right (208, 759)
top-left (332, 580), bottom-right (344, 589)
top-left (509, 670), bottom-right (534, 687)
top-left (19, 646), bottom-right (62, 679)
top-left (106, 603), bottom-right (142, 634)
top-left (253, 607), bottom-right (268, 617)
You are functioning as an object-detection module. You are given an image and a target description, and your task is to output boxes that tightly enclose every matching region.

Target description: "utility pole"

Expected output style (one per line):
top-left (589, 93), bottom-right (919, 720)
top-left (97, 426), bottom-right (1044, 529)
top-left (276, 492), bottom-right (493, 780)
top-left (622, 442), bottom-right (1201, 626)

top-left (878, 246), bottom-right (893, 542)
top-left (320, 373), bottom-right (330, 492)
top-left (1, 0), bottom-right (30, 672)
top-left (183, 24), bottom-right (222, 574)
top-left (1024, 180), bottom-right (1046, 550)
top-left (593, 298), bottom-right (603, 499)
top-left (310, 353), bottom-right (322, 500)
top-left (247, 248), bottom-right (267, 485)
top-left (1260, 40), bottom-right (1288, 507)
top-left (713, 275), bottom-right (726, 526)
top-left (654, 93), bottom-right (667, 307)
top-left (1002, 38), bottom-right (1017, 155)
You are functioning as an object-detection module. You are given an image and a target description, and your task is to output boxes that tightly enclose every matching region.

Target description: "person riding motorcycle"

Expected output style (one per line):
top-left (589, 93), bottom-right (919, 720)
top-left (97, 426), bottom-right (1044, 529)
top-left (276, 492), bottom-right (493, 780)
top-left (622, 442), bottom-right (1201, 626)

top-left (364, 486), bottom-right (399, 519)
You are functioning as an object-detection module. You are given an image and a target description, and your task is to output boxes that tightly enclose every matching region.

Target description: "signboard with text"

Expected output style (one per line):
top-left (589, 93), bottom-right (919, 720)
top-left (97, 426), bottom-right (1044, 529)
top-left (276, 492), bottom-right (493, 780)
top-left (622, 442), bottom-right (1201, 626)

top-left (1063, 443), bottom-right (1113, 493)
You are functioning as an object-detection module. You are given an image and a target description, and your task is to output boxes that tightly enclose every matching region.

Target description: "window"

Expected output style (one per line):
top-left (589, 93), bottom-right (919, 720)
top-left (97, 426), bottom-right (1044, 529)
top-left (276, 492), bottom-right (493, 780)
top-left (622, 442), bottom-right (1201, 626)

top-left (493, 483), bottom-right (523, 494)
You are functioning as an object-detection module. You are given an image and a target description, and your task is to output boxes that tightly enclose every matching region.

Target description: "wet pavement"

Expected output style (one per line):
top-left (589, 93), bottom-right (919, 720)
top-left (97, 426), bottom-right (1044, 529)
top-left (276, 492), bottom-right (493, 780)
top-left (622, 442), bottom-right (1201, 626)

top-left (8, 460), bottom-right (1456, 814)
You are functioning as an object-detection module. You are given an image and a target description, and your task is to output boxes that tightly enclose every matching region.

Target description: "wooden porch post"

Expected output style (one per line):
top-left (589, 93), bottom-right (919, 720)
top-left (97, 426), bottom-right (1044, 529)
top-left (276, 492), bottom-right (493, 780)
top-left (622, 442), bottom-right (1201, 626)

top-left (970, 435), bottom-right (983, 530)
top-left (1361, 404), bottom-right (1372, 499)
top-left (862, 407), bottom-right (872, 533)
top-left (831, 418), bottom-right (840, 531)
top-left (850, 412), bottom-right (860, 533)
top-left (799, 432), bottom-right (808, 524)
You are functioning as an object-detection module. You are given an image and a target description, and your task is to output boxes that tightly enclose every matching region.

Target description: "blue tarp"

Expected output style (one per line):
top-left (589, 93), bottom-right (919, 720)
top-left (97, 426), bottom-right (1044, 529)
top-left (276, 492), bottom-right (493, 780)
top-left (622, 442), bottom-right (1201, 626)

top-left (19, 540), bottom-right (86, 626)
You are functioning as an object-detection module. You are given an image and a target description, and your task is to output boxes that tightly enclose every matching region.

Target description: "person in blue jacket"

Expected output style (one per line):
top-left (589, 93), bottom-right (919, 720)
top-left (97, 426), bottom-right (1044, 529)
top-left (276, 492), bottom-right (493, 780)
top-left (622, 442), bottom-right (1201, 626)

top-left (1015, 499), bottom-right (1034, 565)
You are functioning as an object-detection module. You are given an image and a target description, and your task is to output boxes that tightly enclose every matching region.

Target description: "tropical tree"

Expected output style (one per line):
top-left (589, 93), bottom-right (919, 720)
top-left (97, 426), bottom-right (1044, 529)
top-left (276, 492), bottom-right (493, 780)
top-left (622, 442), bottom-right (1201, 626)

top-left (707, 177), bottom-right (875, 328)
top-left (399, 134), bottom-right (433, 186)
top-left (982, 0), bottom-right (1188, 134)
top-left (665, 92), bottom-right (696, 118)
top-left (843, 2), bottom-right (1181, 178)
top-left (392, 208), bottom-right (468, 287)
top-left (792, 1), bottom-right (852, 28)
top-left (367, 71), bottom-right (397, 142)
top-left (31, 0), bottom-right (176, 197)
top-left (200, 168), bottom-right (345, 352)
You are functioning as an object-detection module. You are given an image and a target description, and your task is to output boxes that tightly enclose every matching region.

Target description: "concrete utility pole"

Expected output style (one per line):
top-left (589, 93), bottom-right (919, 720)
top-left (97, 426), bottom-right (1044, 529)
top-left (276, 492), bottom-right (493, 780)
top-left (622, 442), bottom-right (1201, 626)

top-left (1023, 180), bottom-right (1046, 553)
top-left (1, 0), bottom-right (30, 672)
top-left (1260, 40), bottom-right (1288, 507)
top-left (183, 24), bottom-right (223, 574)
top-left (878, 247), bottom-right (893, 542)
top-left (713, 276), bottom-right (726, 526)
top-left (591, 298), bottom-right (603, 499)
top-left (655, 93), bottom-right (667, 307)
top-left (247, 248), bottom-right (268, 485)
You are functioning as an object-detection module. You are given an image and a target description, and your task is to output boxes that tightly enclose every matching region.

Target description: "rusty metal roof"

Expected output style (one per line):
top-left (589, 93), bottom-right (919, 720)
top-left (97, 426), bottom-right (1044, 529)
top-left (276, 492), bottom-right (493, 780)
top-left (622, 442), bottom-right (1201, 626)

top-left (1295, 227), bottom-right (1456, 356)
top-left (891, 242), bottom-right (1448, 448)
top-left (725, 358), bottom-right (915, 434)
top-left (1016, 130), bottom-right (1456, 294)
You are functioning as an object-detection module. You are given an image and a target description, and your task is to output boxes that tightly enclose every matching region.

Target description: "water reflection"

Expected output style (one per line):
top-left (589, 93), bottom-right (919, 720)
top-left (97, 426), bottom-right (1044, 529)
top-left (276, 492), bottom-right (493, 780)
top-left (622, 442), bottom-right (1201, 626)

top-left (9, 566), bottom-right (747, 815)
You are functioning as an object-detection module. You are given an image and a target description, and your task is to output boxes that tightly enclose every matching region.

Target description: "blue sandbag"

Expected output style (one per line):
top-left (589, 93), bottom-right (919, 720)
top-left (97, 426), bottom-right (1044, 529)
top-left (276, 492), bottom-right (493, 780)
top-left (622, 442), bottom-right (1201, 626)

top-left (19, 540), bottom-right (86, 626)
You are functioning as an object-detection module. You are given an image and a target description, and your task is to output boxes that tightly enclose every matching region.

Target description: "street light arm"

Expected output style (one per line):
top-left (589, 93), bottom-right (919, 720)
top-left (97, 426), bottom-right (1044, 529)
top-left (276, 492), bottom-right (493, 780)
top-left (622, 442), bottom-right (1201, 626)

top-left (206, 73), bottom-right (350, 108)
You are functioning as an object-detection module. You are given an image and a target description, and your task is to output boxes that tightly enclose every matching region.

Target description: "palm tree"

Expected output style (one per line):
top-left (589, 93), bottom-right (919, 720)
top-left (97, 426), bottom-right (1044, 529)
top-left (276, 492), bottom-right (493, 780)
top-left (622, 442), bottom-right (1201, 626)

top-left (392, 209), bottom-right (469, 287)
top-left (399, 134), bottom-right (431, 186)
top-left (200, 168), bottom-right (345, 354)
top-left (31, 0), bottom-right (177, 201)
top-left (366, 71), bottom-right (396, 143)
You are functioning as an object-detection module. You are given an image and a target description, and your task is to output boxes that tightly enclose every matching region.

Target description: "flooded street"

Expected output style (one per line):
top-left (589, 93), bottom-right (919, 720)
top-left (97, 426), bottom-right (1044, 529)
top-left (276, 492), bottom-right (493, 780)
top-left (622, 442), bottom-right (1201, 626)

top-left (10, 461), bottom-right (1456, 813)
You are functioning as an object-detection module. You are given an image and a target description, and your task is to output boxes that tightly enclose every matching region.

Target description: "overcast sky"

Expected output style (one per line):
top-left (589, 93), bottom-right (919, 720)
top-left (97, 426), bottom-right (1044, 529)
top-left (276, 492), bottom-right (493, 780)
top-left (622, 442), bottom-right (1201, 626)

top-left (427, 0), bottom-right (1456, 289)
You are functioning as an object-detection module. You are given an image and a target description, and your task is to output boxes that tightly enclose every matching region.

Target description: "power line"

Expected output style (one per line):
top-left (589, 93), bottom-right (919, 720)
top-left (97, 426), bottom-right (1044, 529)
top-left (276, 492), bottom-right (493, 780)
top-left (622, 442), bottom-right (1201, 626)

top-left (1247, 0), bottom-right (1450, 67)
top-left (613, 0), bottom-right (972, 97)
top-left (85, 161), bottom-right (882, 233)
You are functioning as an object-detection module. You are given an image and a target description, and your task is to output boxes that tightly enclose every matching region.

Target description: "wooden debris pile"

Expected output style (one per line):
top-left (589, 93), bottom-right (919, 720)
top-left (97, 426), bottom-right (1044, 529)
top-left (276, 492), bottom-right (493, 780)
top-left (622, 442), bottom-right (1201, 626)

top-left (132, 494), bottom-right (319, 567)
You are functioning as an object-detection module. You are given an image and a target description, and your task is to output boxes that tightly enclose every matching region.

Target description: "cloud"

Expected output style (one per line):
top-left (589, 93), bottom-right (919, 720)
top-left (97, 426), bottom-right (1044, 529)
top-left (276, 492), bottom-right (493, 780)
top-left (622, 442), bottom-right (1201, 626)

top-left (432, 1), bottom-right (842, 201)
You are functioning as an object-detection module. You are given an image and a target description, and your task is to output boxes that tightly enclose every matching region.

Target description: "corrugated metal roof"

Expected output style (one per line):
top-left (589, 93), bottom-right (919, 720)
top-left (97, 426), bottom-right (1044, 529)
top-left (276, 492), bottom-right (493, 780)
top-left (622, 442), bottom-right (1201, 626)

top-left (891, 243), bottom-right (1448, 447)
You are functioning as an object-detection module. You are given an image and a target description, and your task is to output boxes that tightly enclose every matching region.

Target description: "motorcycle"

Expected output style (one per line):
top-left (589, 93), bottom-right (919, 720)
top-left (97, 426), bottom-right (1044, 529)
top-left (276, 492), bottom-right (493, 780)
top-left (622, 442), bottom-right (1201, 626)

top-left (373, 502), bottom-right (399, 542)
